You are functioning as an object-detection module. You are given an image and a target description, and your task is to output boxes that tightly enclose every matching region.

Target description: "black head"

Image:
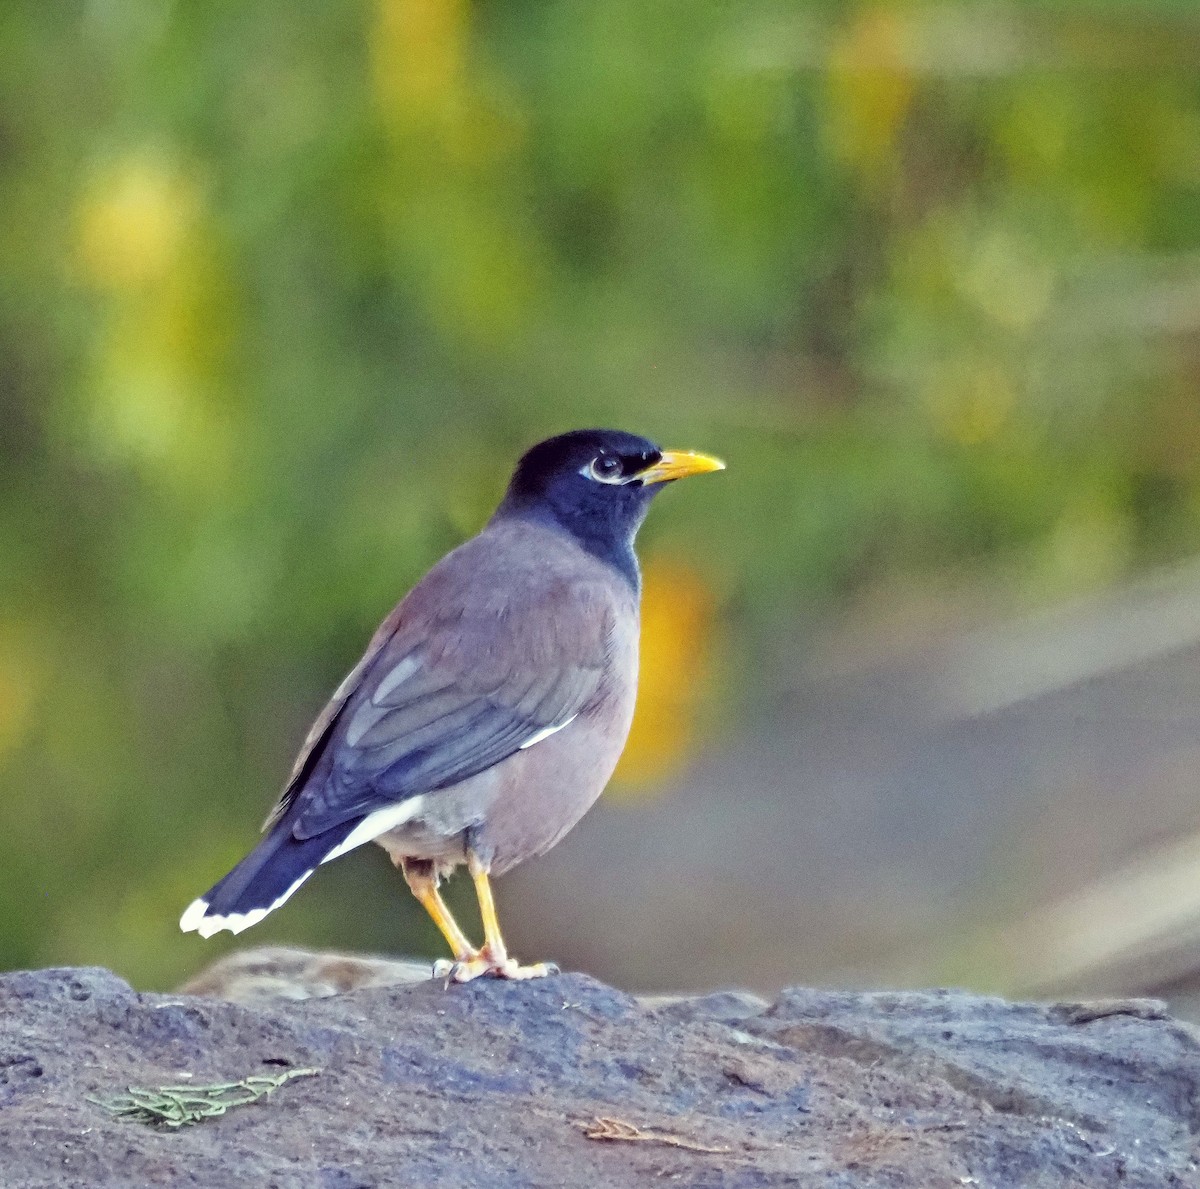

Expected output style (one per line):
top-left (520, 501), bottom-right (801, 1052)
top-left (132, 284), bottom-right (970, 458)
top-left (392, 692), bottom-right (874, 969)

top-left (494, 429), bottom-right (724, 589)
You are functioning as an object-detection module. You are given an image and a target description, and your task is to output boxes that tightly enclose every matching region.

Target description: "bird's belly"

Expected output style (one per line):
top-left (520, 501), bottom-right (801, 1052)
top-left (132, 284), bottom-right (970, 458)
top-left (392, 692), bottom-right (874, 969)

top-left (372, 701), bottom-right (633, 877)
top-left (475, 706), bottom-right (632, 876)
top-left (372, 767), bottom-right (502, 868)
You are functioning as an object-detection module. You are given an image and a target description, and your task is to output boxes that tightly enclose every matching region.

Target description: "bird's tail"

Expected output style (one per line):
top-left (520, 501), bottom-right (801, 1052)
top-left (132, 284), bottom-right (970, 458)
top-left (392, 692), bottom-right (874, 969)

top-left (179, 816), bottom-right (358, 939)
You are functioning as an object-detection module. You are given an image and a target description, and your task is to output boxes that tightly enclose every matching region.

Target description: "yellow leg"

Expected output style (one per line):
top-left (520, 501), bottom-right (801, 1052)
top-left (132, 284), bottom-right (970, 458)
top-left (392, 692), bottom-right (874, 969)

top-left (469, 851), bottom-right (509, 965)
top-left (400, 861), bottom-right (478, 962)
top-left (432, 851), bottom-right (558, 984)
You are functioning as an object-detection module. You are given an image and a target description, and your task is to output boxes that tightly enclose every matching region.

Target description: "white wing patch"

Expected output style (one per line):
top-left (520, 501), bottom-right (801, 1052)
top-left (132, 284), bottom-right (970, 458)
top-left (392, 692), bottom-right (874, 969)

top-left (180, 699), bottom-right (579, 941)
top-left (519, 715), bottom-right (577, 750)
top-left (319, 795), bottom-right (428, 862)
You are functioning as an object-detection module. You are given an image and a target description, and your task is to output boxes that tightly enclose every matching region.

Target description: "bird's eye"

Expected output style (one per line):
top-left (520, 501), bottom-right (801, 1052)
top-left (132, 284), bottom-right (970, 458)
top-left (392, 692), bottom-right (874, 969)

top-left (586, 455), bottom-right (625, 484)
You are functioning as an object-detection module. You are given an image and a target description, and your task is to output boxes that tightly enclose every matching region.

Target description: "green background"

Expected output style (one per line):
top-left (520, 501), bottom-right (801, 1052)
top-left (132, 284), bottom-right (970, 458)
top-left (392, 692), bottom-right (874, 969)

top-left (3, 1), bottom-right (1200, 990)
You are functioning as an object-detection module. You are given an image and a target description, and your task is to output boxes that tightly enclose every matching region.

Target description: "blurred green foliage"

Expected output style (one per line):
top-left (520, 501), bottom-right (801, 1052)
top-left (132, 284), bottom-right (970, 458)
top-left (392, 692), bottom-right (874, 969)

top-left (2, 1), bottom-right (1200, 987)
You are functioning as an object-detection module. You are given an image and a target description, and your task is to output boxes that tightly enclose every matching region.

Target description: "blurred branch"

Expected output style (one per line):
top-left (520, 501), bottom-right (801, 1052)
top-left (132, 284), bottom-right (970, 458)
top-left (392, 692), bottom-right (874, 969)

top-left (1006, 831), bottom-right (1200, 999)
top-left (732, 6), bottom-right (1200, 78)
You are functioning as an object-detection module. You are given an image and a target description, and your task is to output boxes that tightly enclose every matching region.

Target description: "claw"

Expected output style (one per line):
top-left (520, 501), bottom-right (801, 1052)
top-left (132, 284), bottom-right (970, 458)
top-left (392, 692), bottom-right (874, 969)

top-left (431, 958), bottom-right (464, 984)
top-left (422, 851), bottom-right (560, 986)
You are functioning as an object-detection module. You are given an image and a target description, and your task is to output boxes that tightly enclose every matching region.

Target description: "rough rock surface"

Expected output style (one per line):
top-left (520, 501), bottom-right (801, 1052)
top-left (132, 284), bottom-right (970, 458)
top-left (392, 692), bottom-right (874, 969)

top-left (1, 962), bottom-right (1198, 1187)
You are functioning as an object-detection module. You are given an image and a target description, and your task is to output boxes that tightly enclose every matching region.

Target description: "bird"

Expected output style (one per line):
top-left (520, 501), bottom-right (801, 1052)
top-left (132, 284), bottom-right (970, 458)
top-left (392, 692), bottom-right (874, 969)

top-left (180, 428), bottom-right (724, 982)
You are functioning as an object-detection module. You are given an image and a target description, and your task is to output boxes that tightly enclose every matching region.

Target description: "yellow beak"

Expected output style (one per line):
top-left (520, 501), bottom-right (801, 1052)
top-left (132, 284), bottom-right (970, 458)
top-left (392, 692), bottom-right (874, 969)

top-left (639, 449), bottom-right (726, 485)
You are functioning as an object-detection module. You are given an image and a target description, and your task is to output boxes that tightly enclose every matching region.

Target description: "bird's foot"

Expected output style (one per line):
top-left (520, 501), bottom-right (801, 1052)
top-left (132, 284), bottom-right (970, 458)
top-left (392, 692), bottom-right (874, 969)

top-left (432, 955), bottom-right (559, 984)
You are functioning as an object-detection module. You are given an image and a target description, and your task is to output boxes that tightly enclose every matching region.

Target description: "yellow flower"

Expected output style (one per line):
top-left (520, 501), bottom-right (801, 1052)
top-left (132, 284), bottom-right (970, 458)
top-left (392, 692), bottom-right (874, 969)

top-left (613, 557), bottom-right (718, 793)
top-left (826, 7), bottom-right (915, 188)
top-left (75, 153), bottom-right (197, 292)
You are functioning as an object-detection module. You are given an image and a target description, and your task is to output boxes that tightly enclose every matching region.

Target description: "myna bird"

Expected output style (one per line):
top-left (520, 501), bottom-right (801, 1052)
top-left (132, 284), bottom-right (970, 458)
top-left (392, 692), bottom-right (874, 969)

top-left (180, 429), bottom-right (724, 981)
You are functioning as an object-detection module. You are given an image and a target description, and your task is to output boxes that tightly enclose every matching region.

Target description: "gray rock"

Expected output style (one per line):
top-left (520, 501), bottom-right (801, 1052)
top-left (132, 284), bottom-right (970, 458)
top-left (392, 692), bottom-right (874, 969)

top-left (176, 946), bottom-right (432, 1003)
top-left (0, 963), bottom-right (1197, 1187)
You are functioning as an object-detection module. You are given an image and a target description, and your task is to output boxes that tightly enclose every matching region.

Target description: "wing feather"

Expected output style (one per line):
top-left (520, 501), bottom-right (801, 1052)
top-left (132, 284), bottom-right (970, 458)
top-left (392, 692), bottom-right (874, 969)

top-left (268, 540), bottom-right (617, 842)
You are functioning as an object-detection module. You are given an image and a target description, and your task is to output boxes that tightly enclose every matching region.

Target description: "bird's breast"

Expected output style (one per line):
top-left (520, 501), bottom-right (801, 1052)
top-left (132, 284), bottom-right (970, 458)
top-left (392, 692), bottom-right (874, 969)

top-left (479, 689), bottom-right (635, 876)
top-left (478, 596), bottom-right (639, 875)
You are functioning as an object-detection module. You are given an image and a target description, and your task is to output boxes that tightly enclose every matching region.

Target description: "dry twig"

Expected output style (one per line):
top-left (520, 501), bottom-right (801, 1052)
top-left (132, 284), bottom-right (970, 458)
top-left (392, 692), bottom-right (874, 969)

top-left (579, 1115), bottom-right (731, 1154)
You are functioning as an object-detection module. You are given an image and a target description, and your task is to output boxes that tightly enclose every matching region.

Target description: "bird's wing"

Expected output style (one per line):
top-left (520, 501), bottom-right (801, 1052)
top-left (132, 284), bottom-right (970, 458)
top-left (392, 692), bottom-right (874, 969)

top-left (272, 568), bottom-right (615, 840)
top-left (261, 608), bottom-right (403, 831)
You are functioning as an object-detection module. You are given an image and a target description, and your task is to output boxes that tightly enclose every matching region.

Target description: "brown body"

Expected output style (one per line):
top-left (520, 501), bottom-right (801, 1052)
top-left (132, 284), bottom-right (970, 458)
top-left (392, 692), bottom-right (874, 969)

top-left (367, 520), bottom-right (640, 877)
top-left (180, 429), bottom-right (722, 980)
